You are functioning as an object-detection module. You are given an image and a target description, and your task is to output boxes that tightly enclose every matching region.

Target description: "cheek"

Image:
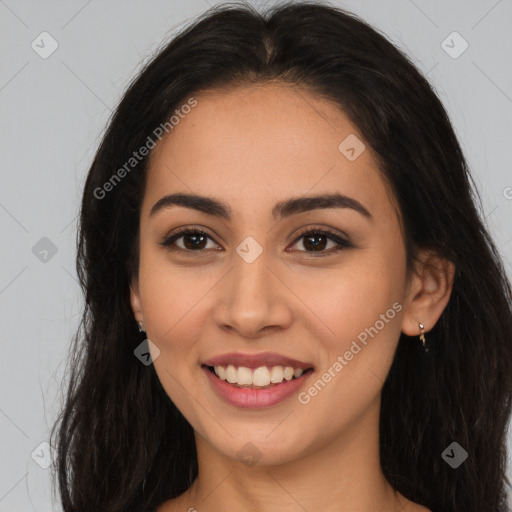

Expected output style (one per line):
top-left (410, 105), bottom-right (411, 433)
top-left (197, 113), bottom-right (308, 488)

top-left (135, 250), bottom-right (210, 399)
top-left (297, 294), bottom-right (403, 437)
top-left (136, 253), bottom-right (215, 426)
top-left (296, 250), bottom-right (405, 346)
top-left (137, 247), bottom-right (214, 345)
top-left (296, 248), bottom-right (406, 406)
top-left (312, 290), bottom-right (403, 385)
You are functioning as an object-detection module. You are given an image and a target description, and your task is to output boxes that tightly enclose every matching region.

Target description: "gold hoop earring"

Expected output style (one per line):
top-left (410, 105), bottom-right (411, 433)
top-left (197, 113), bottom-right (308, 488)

top-left (419, 322), bottom-right (428, 353)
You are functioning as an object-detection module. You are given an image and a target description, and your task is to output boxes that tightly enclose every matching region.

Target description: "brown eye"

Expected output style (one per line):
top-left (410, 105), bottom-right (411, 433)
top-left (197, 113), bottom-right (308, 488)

top-left (288, 228), bottom-right (353, 255)
top-left (160, 226), bottom-right (352, 256)
top-left (160, 229), bottom-right (219, 253)
top-left (301, 233), bottom-right (330, 251)
top-left (180, 232), bottom-right (209, 250)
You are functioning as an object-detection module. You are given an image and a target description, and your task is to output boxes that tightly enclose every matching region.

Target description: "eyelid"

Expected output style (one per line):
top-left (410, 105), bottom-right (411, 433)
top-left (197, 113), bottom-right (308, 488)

top-left (291, 225), bottom-right (351, 244)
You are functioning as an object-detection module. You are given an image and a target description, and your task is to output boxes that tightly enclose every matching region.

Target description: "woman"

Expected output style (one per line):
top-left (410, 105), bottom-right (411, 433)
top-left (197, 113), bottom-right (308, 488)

top-left (51, 2), bottom-right (512, 511)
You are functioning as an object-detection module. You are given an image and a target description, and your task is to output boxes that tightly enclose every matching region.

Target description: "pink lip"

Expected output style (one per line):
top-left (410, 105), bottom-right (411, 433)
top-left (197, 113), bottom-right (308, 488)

top-left (202, 366), bottom-right (313, 409)
top-left (203, 351), bottom-right (313, 370)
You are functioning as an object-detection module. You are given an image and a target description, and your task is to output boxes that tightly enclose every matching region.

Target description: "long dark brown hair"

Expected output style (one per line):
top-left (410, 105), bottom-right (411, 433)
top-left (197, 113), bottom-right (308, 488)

top-left (50, 2), bottom-right (512, 511)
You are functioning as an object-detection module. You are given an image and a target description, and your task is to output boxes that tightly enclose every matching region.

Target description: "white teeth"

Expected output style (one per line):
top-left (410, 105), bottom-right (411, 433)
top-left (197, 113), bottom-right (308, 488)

top-left (283, 366), bottom-right (294, 381)
top-left (212, 364), bottom-right (307, 387)
top-left (252, 367), bottom-right (271, 386)
top-left (225, 364), bottom-right (237, 384)
top-left (270, 366), bottom-right (284, 383)
top-left (236, 366), bottom-right (253, 385)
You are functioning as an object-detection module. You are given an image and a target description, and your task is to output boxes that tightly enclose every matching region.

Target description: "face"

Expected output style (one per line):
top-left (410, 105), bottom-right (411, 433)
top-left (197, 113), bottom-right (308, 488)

top-left (130, 82), bottom-right (413, 466)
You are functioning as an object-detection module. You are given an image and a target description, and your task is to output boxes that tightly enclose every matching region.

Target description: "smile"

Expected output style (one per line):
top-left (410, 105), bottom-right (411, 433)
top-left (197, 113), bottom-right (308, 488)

top-left (209, 364), bottom-right (308, 388)
top-left (201, 351), bottom-right (314, 407)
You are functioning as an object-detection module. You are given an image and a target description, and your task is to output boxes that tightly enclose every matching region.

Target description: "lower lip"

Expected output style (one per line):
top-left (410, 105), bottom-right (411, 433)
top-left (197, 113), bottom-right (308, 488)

top-left (202, 366), bottom-right (312, 409)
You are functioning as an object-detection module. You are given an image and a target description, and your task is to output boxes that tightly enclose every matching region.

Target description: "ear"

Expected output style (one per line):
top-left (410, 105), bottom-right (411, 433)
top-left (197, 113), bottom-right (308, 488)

top-left (129, 274), bottom-right (144, 323)
top-left (401, 250), bottom-right (455, 337)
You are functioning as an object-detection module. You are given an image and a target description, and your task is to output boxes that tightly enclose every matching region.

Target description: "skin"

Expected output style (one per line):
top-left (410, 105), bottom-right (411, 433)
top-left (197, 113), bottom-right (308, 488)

top-left (130, 82), bottom-right (454, 512)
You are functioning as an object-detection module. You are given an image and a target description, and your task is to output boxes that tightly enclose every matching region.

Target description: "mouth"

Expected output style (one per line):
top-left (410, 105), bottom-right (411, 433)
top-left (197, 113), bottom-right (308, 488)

top-left (201, 352), bottom-right (315, 408)
top-left (202, 364), bottom-right (314, 389)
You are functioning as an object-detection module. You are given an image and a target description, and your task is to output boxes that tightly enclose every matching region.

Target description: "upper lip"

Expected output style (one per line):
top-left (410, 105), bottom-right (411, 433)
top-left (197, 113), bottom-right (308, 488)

top-left (203, 351), bottom-right (313, 370)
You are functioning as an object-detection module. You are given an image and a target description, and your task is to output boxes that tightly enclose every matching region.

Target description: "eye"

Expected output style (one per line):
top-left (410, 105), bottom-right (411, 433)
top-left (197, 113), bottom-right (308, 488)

top-left (288, 227), bottom-right (353, 255)
top-left (159, 227), bottom-right (220, 253)
top-left (159, 226), bottom-right (352, 256)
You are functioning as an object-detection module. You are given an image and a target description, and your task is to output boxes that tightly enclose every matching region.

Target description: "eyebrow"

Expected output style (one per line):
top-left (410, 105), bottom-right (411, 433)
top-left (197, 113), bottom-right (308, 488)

top-left (149, 192), bottom-right (372, 221)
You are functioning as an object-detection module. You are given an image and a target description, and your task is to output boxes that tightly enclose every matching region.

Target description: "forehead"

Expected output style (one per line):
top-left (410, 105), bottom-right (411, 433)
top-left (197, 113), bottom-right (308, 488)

top-left (143, 82), bottom-right (394, 222)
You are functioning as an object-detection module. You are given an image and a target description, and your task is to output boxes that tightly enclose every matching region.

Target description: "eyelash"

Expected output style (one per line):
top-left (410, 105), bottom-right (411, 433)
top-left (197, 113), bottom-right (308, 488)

top-left (159, 225), bottom-right (353, 257)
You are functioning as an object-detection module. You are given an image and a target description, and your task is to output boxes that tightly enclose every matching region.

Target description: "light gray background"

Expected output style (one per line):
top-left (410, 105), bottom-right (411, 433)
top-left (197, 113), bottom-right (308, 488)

top-left (1, 0), bottom-right (511, 510)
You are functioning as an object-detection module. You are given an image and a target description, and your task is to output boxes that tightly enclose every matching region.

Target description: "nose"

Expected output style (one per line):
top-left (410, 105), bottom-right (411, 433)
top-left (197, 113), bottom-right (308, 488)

top-left (212, 251), bottom-right (293, 338)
